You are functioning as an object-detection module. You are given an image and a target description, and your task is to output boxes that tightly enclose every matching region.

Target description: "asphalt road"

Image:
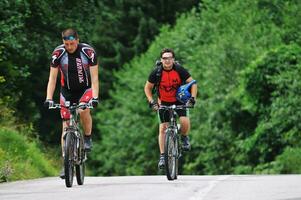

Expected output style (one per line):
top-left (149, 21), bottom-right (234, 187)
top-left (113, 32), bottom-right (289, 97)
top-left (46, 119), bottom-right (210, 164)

top-left (0, 175), bottom-right (301, 200)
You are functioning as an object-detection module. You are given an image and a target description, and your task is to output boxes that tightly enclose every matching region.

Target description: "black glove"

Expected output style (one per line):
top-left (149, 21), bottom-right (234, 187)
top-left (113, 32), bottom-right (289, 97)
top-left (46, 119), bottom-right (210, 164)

top-left (186, 97), bottom-right (195, 108)
top-left (44, 99), bottom-right (54, 108)
top-left (149, 100), bottom-right (159, 111)
top-left (90, 97), bottom-right (99, 108)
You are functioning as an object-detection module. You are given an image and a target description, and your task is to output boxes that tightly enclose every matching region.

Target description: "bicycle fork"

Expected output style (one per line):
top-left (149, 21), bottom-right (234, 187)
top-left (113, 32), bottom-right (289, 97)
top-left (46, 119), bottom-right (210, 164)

top-left (174, 127), bottom-right (182, 159)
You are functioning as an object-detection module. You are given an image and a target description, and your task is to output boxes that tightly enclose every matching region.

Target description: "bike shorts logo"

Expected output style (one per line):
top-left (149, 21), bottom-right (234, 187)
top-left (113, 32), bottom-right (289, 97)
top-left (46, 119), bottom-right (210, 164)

top-left (76, 58), bottom-right (84, 83)
top-left (52, 54), bottom-right (58, 64)
top-left (51, 48), bottom-right (65, 65)
top-left (89, 51), bottom-right (95, 63)
top-left (83, 47), bottom-right (95, 63)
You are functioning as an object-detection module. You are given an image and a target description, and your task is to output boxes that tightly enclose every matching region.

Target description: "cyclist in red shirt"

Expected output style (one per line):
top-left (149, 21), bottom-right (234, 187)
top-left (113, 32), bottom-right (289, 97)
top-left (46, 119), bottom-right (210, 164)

top-left (144, 48), bottom-right (197, 169)
top-left (44, 28), bottom-right (99, 178)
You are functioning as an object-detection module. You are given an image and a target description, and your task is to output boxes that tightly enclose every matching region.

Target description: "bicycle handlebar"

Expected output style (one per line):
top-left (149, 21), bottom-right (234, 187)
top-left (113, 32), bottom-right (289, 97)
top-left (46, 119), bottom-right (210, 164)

top-left (48, 102), bottom-right (93, 110)
top-left (49, 104), bottom-right (61, 109)
top-left (159, 104), bottom-right (192, 110)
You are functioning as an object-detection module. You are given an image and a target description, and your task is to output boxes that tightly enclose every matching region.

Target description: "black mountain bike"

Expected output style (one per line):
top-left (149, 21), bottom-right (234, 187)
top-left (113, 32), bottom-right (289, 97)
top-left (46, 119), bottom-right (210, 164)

top-left (159, 105), bottom-right (189, 181)
top-left (49, 102), bottom-right (93, 188)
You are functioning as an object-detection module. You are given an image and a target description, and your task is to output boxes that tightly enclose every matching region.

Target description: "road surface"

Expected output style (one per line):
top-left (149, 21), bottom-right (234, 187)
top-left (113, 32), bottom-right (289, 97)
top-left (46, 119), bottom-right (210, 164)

top-left (0, 175), bottom-right (301, 200)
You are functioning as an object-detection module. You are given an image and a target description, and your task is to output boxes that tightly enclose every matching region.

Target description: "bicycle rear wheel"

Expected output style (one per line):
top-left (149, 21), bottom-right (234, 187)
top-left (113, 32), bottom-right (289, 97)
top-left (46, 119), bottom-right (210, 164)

top-left (164, 128), bottom-right (178, 180)
top-left (64, 132), bottom-right (75, 187)
top-left (76, 136), bottom-right (85, 185)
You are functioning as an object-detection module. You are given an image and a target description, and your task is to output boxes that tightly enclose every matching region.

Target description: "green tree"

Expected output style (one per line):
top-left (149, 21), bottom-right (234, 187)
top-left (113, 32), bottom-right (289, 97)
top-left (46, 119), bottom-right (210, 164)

top-left (237, 44), bottom-right (301, 172)
top-left (90, 0), bottom-right (301, 175)
top-left (0, 0), bottom-right (199, 144)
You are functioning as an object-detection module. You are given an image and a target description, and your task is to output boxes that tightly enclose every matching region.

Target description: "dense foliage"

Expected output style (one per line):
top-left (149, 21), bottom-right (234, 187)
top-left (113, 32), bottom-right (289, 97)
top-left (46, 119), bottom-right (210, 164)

top-left (0, 128), bottom-right (57, 182)
top-left (0, 0), bottom-right (197, 180)
top-left (2, 0), bottom-right (301, 179)
top-left (0, 0), bottom-right (196, 144)
top-left (89, 0), bottom-right (301, 175)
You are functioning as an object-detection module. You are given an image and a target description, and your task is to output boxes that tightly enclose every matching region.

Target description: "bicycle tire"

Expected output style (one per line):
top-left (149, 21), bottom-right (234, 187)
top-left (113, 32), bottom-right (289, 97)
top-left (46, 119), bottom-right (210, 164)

top-left (76, 135), bottom-right (85, 185)
top-left (64, 132), bottom-right (75, 187)
top-left (164, 128), bottom-right (177, 180)
top-left (75, 162), bottom-right (85, 185)
top-left (174, 134), bottom-right (179, 180)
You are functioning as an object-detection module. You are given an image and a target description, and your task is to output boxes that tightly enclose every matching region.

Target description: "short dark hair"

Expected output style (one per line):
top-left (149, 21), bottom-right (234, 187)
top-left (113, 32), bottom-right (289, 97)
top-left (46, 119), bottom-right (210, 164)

top-left (160, 48), bottom-right (175, 58)
top-left (61, 28), bottom-right (78, 39)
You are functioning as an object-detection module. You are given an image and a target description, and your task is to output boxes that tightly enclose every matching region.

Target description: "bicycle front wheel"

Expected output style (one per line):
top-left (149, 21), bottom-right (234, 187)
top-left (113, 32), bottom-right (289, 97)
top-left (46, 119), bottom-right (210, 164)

top-left (64, 132), bottom-right (75, 187)
top-left (76, 136), bottom-right (85, 185)
top-left (164, 128), bottom-right (178, 180)
top-left (76, 162), bottom-right (85, 185)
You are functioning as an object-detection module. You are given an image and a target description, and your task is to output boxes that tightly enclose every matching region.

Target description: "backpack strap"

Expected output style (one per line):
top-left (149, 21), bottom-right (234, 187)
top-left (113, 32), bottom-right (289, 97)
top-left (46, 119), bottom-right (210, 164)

top-left (173, 62), bottom-right (186, 84)
top-left (152, 61), bottom-right (163, 97)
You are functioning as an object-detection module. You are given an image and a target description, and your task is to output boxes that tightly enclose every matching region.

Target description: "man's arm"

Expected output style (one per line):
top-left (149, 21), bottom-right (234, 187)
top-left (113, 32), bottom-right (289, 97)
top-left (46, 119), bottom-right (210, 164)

top-left (144, 81), bottom-right (155, 103)
top-left (90, 65), bottom-right (99, 98)
top-left (186, 77), bottom-right (198, 98)
top-left (46, 66), bottom-right (58, 100)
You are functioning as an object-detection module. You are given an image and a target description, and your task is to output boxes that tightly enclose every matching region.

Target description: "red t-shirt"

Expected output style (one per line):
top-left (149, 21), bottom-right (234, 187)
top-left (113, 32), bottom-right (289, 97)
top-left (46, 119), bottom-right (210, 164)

top-left (148, 64), bottom-right (190, 103)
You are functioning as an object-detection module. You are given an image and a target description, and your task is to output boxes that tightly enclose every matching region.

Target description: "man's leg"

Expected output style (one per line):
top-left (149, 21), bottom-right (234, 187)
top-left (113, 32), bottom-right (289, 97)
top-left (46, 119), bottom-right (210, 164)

top-left (179, 116), bottom-right (190, 136)
top-left (61, 120), bottom-right (69, 155)
top-left (179, 116), bottom-right (191, 151)
top-left (80, 109), bottom-right (92, 136)
top-left (59, 120), bottom-right (69, 179)
top-left (159, 123), bottom-right (168, 154)
top-left (78, 88), bottom-right (93, 136)
top-left (79, 109), bottom-right (93, 151)
top-left (158, 122), bottom-right (168, 169)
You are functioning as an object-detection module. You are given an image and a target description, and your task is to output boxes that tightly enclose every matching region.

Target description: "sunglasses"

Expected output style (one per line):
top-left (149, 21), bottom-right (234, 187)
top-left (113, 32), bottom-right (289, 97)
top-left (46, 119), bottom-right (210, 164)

top-left (62, 35), bottom-right (76, 41)
top-left (161, 57), bottom-right (174, 61)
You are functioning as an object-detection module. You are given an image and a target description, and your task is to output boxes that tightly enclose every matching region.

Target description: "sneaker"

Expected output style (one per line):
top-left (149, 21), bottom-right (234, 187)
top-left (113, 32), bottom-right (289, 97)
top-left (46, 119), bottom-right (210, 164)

top-left (59, 167), bottom-right (65, 179)
top-left (84, 135), bottom-right (92, 152)
top-left (181, 135), bottom-right (191, 151)
top-left (158, 154), bottom-right (165, 169)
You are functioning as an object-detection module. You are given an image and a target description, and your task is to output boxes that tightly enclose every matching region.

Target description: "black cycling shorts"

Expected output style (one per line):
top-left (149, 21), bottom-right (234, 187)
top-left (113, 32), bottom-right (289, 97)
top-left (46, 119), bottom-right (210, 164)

top-left (158, 101), bottom-right (189, 123)
top-left (60, 87), bottom-right (92, 120)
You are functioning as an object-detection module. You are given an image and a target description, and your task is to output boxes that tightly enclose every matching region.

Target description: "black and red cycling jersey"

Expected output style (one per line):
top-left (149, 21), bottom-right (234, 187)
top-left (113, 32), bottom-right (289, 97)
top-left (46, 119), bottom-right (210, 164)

top-left (148, 64), bottom-right (191, 103)
top-left (50, 43), bottom-right (98, 91)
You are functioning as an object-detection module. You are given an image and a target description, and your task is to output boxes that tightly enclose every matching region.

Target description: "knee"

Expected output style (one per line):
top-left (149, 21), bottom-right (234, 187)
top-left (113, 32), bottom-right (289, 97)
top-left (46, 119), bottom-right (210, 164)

top-left (180, 121), bottom-right (190, 133)
top-left (159, 124), bottom-right (167, 135)
top-left (80, 109), bottom-right (91, 118)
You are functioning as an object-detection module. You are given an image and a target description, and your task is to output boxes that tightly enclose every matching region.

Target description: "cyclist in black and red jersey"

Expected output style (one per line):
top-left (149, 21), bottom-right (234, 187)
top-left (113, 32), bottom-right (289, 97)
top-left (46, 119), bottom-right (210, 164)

top-left (144, 48), bottom-right (197, 169)
top-left (44, 28), bottom-right (99, 178)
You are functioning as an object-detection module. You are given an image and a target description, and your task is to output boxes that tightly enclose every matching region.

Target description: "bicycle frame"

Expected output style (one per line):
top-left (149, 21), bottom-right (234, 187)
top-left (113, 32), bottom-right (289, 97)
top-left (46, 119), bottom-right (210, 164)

top-left (159, 104), bottom-right (188, 180)
top-left (65, 104), bottom-right (85, 165)
top-left (49, 101), bottom-right (93, 187)
top-left (160, 104), bottom-right (187, 134)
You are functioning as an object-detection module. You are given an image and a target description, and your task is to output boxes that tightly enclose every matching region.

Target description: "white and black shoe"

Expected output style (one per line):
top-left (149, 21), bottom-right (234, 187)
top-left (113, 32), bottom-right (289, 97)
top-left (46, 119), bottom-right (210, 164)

top-left (181, 135), bottom-right (191, 151)
top-left (84, 135), bottom-right (92, 152)
top-left (158, 154), bottom-right (165, 169)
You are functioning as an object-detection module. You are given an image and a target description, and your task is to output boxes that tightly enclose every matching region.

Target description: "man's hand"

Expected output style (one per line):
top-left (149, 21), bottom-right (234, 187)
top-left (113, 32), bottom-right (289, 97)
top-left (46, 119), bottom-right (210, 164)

top-left (149, 100), bottom-right (159, 111)
top-left (186, 97), bottom-right (195, 108)
top-left (90, 97), bottom-right (99, 108)
top-left (44, 99), bottom-right (54, 108)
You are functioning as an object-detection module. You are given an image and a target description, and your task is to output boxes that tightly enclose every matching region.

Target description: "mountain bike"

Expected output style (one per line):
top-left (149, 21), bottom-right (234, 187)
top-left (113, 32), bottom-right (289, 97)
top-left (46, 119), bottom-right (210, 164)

top-left (159, 105), bottom-right (190, 181)
top-left (49, 102), bottom-right (93, 188)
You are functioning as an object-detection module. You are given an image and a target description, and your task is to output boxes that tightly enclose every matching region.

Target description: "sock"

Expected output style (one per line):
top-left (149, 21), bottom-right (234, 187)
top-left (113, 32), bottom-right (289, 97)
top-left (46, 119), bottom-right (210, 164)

top-left (84, 134), bottom-right (91, 139)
